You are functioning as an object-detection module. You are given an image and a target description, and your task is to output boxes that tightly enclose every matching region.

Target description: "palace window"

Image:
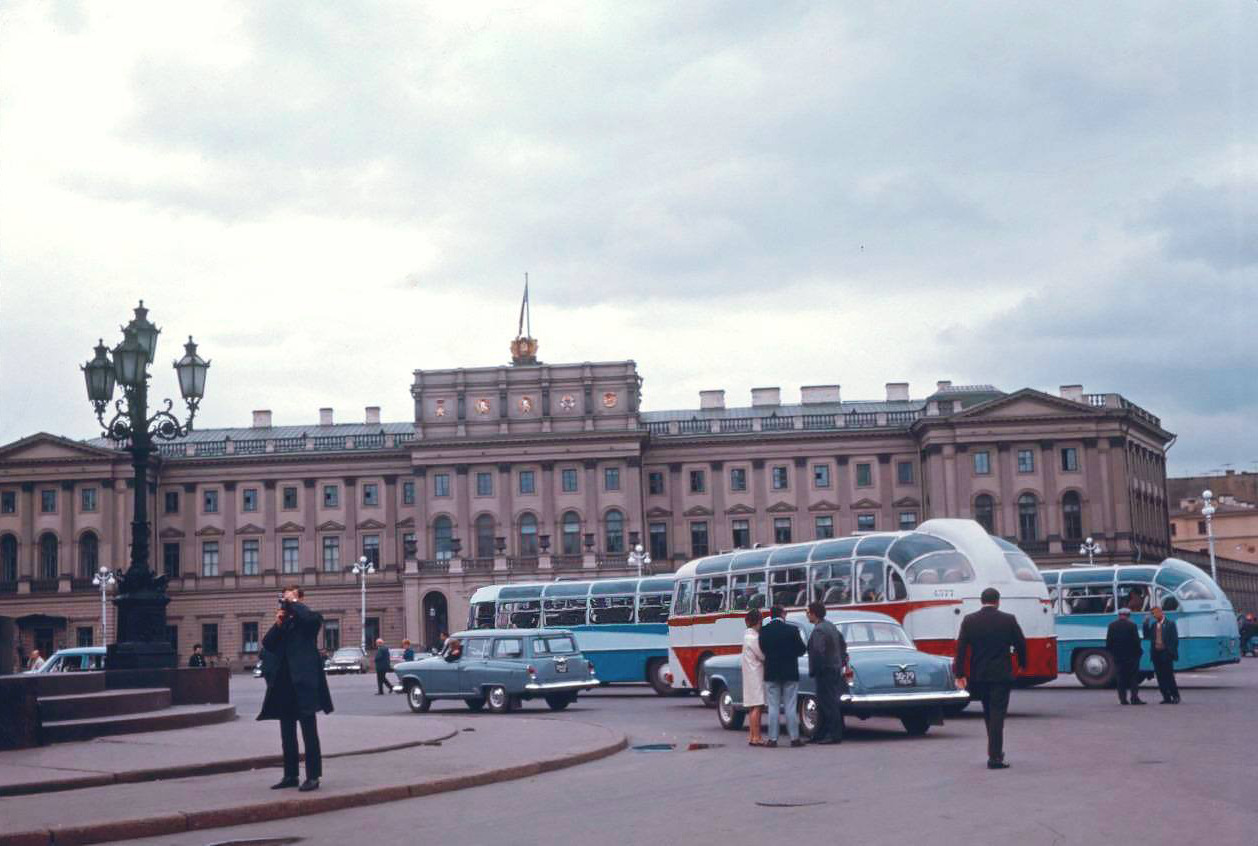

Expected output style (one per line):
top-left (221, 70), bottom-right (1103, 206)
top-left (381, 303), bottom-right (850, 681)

top-left (201, 541), bottom-right (219, 577)
top-left (855, 463), bottom-right (873, 487)
top-left (362, 483), bottom-right (379, 506)
top-left (564, 469), bottom-right (581, 493)
top-left (242, 539), bottom-right (260, 575)
top-left (282, 538), bottom-right (300, 574)
top-left (973, 451), bottom-right (991, 475)
top-left (282, 486), bottom-right (298, 509)
top-left (772, 466), bottom-right (788, 490)
top-left (519, 471), bottom-right (536, 495)
top-left (1061, 448), bottom-right (1079, 472)
top-left (324, 485), bottom-right (339, 507)
top-left (773, 518), bottom-right (792, 544)
top-left (476, 472), bottom-right (494, 496)
top-left (729, 468), bottom-right (747, 491)
top-left (814, 515), bottom-right (834, 539)
top-left (732, 519), bottom-right (750, 549)
top-left (1017, 450), bottom-right (1035, 473)
top-left (242, 488), bottom-right (258, 512)
top-left (604, 468), bottom-right (620, 491)
top-left (689, 470), bottom-right (706, 494)
top-left (81, 488), bottom-right (97, 512)
top-left (897, 461), bottom-right (914, 485)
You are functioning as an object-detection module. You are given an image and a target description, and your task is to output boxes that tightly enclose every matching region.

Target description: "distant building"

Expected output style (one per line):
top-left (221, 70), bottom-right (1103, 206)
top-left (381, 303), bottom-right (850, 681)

top-left (1170, 491), bottom-right (1258, 566)
top-left (0, 337), bottom-right (1174, 668)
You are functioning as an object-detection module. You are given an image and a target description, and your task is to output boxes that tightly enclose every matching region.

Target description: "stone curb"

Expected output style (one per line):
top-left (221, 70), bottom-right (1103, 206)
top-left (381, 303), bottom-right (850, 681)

top-left (0, 731), bottom-right (627, 846)
top-left (0, 731), bottom-right (458, 798)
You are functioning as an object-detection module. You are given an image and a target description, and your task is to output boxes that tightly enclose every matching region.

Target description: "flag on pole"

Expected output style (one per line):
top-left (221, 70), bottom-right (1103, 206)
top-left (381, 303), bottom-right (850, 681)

top-left (517, 274), bottom-right (529, 337)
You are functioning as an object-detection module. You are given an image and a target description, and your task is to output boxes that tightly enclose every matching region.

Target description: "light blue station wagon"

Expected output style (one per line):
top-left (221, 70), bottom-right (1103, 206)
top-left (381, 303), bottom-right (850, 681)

top-left (701, 611), bottom-right (969, 737)
top-left (395, 628), bottom-right (599, 714)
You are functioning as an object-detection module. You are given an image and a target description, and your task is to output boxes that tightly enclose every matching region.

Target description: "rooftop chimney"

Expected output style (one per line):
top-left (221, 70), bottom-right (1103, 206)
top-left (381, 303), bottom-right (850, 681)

top-left (885, 382), bottom-right (910, 402)
top-left (251, 409), bottom-right (272, 429)
top-left (801, 385), bottom-right (841, 404)
top-left (1060, 384), bottom-right (1084, 403)
top-left (365, 406), bottom-right (381, 425)
top-left (699, 390), bottom-right (725, 410)
top-left (936, 380), bottom-right (952, 392)
top-left (751, 387), bottom-right (781, 407)
top-left (319, 407), bottom-right (334, 426)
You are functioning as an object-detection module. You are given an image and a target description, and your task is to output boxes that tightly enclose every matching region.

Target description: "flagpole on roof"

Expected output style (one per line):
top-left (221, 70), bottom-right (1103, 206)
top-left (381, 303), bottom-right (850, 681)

top-left (525, 272), bottom-right (531, 338)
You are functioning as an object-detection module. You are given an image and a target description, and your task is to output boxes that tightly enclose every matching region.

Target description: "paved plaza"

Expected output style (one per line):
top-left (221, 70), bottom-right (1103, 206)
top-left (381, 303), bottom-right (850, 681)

top-left (3, 660), bottom-right (1255, 846)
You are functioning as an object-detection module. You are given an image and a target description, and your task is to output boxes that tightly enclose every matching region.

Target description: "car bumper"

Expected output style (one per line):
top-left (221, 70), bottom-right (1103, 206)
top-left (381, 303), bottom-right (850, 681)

top-left (842, 689), bottom-right (972, 706)
top-left (523, 679), bottom-right (600, 692)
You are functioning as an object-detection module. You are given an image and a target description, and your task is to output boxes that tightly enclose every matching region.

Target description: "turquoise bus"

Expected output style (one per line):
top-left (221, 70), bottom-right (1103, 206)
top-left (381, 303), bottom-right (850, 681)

top-left (1046, 558), bottom-right (1241, 687)
top-left (467, 576), bottom-right (675, 694)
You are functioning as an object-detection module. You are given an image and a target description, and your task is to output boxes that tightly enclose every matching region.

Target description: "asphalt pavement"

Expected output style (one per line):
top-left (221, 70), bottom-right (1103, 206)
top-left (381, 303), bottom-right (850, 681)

top-left (118, 660), bottom-right (1258, 846)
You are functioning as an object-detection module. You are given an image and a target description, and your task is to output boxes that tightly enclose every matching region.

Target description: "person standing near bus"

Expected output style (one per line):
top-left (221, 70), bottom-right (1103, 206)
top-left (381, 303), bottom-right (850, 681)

top-left (1143, 605), bottom-right (1180, 704)
top-left (805, 601), bottom-right (847, 745)
top-left (741, 610), bottom-right (766, 746)
top-left (1105, 607), bottom-right (1144, 705)
top-left (759, 605), bottom-right (807, 748)
top-left (954, 587), bottom-right (1027, 770)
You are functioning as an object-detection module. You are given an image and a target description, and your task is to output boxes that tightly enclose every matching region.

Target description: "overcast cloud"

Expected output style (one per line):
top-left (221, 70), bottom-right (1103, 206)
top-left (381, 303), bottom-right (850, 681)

top-left (1, 1), bottom-right (1254, 476)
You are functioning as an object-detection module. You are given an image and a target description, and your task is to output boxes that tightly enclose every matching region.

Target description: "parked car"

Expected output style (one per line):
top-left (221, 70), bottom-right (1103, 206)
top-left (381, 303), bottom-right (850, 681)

top-left (323, 646), bottom-right (367, 674)
top-left (26, 647), bottom-right (106, 673)
top-left (701, 611), bottom-right (969, 737)
top-left (389, 648), bottom-right (406, 668)
top-left (395, 628), bottom-right (599, 714)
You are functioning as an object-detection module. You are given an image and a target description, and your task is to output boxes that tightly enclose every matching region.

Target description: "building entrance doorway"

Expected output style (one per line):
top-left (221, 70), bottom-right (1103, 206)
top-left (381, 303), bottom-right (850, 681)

top-left (422, 591), bottom-right (448, 651)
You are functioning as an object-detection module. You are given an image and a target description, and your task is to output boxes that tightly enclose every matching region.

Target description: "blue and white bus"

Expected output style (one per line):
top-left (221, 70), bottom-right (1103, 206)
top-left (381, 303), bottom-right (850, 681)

top-left (467, 576), bottom-right (675, 694)
top-left (1045, 558), bottom-right (1241, 687)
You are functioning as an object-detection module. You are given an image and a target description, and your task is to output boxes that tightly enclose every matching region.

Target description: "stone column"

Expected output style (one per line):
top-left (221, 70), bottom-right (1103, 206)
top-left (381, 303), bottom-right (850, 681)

top-left (412, 468), bottom-right (428, 560)
top-left (625, 458), bottom-right (644, 546)
top-left (100, 477), bottom-right (116, 571)
top-left (183, 483), bottom-right (198, 579)
top-left (221, 482), bottom-right (237, 574)
top-left (1041, 441), bottom-right (1060, 549)
top-left (302, 478), bottom-right (318, 573)
top-left (1106, 438), bottom-right (1129, 554)
top-left (498, 463), bottom-right (513, 557)
top-left (583, 459), bottom-right (599, 551)
top-left (997, 445), bottom-right (1015, 539)
top-left (455, 466), bottom-right (470, 555)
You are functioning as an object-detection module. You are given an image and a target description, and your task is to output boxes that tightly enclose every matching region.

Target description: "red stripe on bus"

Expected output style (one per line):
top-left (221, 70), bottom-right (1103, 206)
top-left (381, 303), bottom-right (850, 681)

top-left (668, 597), bottom-right (963, 627)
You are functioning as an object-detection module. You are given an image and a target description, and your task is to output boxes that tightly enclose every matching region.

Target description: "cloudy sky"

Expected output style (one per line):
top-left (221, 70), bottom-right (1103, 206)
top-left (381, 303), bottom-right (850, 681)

top-left (1, 1), bottom-right (1254, 476)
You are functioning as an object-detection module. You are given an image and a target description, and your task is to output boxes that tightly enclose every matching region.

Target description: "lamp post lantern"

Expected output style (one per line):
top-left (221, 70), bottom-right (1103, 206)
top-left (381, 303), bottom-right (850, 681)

top-left (627, 543), bottom-right (651, 578)
top-left (91, 565), bottom-right (116, 644)
top-left (1079, 536), bottom-right (1103, 568)
top-left (82, 301), bottom-right (209, 670)
top-left (352, 556), bottom-right (375, 651)
top-left (1202, 489), bottom-right (1218, 584)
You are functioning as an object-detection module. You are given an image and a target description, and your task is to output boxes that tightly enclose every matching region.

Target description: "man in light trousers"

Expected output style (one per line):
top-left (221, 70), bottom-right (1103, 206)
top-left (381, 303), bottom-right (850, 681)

top-left (757, 605), bottom-right (808, 748)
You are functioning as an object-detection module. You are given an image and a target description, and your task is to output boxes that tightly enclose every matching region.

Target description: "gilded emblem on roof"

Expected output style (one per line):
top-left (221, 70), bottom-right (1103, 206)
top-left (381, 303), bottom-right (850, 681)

top-left (434, 399), bottom-right (446, 417)
top-left (519, 395), bottom-right (534, 414)
top-left (559, 394), bottom-right (576, 411)
top-left (602, 392), bottom-right (617, 408)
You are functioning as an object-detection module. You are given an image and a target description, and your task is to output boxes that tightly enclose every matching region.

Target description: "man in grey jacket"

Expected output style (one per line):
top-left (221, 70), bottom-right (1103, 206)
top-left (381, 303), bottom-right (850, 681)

top-left (805, 601), bottom-right (848, 744)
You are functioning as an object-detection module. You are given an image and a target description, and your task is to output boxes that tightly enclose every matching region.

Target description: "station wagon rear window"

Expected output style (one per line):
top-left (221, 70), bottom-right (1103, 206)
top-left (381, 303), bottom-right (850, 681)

top-left (493, 638), bottom-right (524, 658)
top-left (533, 636), bottom-right (577, 655)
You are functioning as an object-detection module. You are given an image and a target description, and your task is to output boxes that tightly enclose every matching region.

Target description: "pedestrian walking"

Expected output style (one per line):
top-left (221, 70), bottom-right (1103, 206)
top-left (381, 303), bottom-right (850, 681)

top-left (373, 638), bottom-right (392, 695)
top-left (1143, 605), bottom-right (1180, 704)
top-left (401, 639), bottom-right (415, 662)
top-left (188, 643), bottom-right (208, 668)
top-left (758, 604), bottom-right (807, 748)
top-left (954, 587), bottom-right (1027, 770)
top-left (1239, 613), bottom-right (1257, 657)
top-left (741, 609), bottom-right (766, 746)
top-left (258, 585), bottom-right (333, 792)
top-left (1105, 608), bottom-right (1144, 705)
top-left (805, 601), bottom-right (847, 745)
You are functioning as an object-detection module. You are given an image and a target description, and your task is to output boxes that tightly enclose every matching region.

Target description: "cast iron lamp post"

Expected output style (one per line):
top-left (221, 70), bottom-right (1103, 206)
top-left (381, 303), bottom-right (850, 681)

top-left (627, 543), bottom-right (651, 578)
top-left (1202, 489), bottom-right (1218, 584)
top-left (1079, 536), bottom-right (1103, 568)
top-left (82, 301), bottom-right (209, 669)
top-left (91, 565), bottom-right (116, 644)
top-left (352, 556), bottom-right (375, 652)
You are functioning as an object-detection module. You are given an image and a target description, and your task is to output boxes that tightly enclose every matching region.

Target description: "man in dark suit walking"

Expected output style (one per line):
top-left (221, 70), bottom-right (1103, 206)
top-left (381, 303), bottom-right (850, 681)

top-left (1143, 604), bottom-right (1180, 704)
top-left (805, 601), bottom-right (848, 745)
top-left (259, 585), bottom-right (334, 792)
top-left (1105, 607), bottom-right (1145, 705)
top-left (374, 638), bottom-right (393, 695)
top-left (758, 604), bottom-right (808, 747)
top-left (955, 587), bottom-right (1027, 770)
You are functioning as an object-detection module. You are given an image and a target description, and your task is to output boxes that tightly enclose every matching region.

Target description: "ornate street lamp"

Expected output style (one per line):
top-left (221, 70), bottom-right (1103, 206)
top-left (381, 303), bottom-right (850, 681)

top-left (351, 556), bottom-right (375, 652)
top-left (1202, 489), bottom-right (1218, 584)
top-left (82, 301), bottom-right (210, 670)
top-left (1079, 536), bottom-right (1103, 568)
top-left (627, 543), bottom-right (652, 578)
top-left (92, 565), bottom-right (117, 644)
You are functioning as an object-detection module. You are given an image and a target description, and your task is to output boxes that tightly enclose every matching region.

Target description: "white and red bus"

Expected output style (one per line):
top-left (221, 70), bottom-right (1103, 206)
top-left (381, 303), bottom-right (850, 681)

top-left (667, 519), bottom-right (1056, 695)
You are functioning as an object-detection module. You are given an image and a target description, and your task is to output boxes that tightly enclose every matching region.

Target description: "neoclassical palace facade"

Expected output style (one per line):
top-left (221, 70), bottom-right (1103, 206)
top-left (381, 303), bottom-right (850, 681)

top-left (0, 349), bottom-right (1173, 670)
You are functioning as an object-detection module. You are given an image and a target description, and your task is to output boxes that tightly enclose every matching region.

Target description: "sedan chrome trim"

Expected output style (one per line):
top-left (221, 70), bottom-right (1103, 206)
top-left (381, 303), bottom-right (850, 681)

top-left (839, 690), bottom-right (971, 705)
top-left (523, 679), bottom-right (601, 692)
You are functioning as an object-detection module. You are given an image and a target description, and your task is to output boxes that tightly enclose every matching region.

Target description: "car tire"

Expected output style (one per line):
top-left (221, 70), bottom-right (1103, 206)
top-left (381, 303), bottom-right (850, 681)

top-left (715, 685), bottom-right (745, 731)
top-left (486, 685), bottom-right (512, 714)
top-left (798, 694), bottom-right (819, 740)
top-left (465, 697), bottom-right (486, 712)
top-left (646, 658), bottom-right (672, 696)
top-left (545, 694), bottom-right (573, 711)
top-left (1074, 648), bottom-right (1116, 689)
top-left (901, 714), bottom-right (931, 736)
top-left (405, 680), bottom-right (431, 713)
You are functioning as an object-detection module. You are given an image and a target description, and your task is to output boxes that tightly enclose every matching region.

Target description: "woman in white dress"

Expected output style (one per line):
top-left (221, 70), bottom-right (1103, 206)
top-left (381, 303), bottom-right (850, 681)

top-left (741, 609), bottom-right (766, 746)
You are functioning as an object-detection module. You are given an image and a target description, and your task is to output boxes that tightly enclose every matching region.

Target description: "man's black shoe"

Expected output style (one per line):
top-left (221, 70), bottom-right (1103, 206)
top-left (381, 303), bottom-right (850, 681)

top-left (1160, 698), bottom-right (1174, 704)
top-left (1131, 698), bottom-right (1146, 705)
top-left (298, 778), bottom-right (320, 792)
top-left (1119, 700), bottom-right (1129, 705)
top-left (815, 737), bottom-right (841, 745)
top-left (270, 777), bottom-right (299, 790)
top-left (987, 761), bottom-right (1010, 770)
top-left (790, 739), bottom-right (805, 748)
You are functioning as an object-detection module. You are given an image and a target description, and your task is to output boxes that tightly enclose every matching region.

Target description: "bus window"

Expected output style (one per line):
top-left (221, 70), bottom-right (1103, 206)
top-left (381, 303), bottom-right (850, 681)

top-left (887, 533), bottom-right (954, 567)
top-left (730, 571), bottom-right (767, 611)
top-left (472, 602), bottom-right (496, 629)
top-left (855, 535), bottom-right (895, 557)
top-left (904, 551), bottom-right (976, 585)
top-left (500, 600), bottom-right (540, 628)
top-left (1004, 551), bottom-right (1043, 582)
top-left (695, 576), bottom-right (728, 614)
top-left (811, 561), bottom-right (853, 604)
top-left (1061, 584), bottom-right (1114, 615)
top-left (637, 592), bottom-right (671, 623)
top-left (590, 594), bottom-right (635, 624)
top-left (856, 559), bottom-right (885, 602)
top-left (543, 598), bottom-right (588, 627)
top-left (887, 567), bottom-right (907, 601)
top-left (770, 567), bottom-right (808, 607)
top-left (672, 580), bottom-right (694, 617)
top-left (1177, 579), bottom-right (1214, 601)
top-left (1117, 583), bottom-right (1150, 612)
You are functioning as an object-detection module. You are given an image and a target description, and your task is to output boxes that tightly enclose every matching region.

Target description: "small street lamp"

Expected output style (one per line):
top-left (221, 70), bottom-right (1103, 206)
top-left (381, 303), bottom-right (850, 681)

top-left (1079, 536), bottom-right (1103, 568)
top-left (627, 543), bottom-right (652, 578)
top-left (91, 565), bottom-right (116, 644)
top-left (351, 556), bottom-right (375, 651)
top-left (1202, 489), bottom-right (1218, 584)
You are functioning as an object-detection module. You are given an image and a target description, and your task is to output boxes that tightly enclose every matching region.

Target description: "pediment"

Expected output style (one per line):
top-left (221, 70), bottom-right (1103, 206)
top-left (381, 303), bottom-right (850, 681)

top-left (892, 496), bottom-right (921, 508)
top-left (237, 523), bottom-right (266, 535)
top-left (682, 505), bottom-right (713, 518)
top-left (0, 432), bottom-right (121, 462)
top-left (276, 521), bottom-right (304, 534)
top-left (158, 527), bottom-right (185, 539)
top-left (951, 389), bottom-right (1101, 421)
top-left (766, 501), bottom-right (797, 513)
top-left (646, 506), bottom-right (672, 518)
top-left (317, 520), bottom-right (346, 532)
top-left (724, 503), bottom-right (756, 516)
top-left (807, 500), bottom-right (840, 513)
top-left (396, 516), bottom-right (415, 528)
top-left (851, 498), bottom-right (881, 510)
top-left (357, 518), bottom-right (386, 530)
top-left (194, 525), bottom-right (224, 537)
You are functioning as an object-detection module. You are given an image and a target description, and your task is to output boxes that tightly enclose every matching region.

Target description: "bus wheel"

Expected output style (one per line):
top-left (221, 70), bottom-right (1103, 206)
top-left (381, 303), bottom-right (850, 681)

top-left (716, 685), bottom-right (745, 730)
top-left (647, 658), bottom-right (672, 696)
top-left (798, 695), bottom-right (819, 739)
top-left (1074, 649), bottom-right (1116, 688)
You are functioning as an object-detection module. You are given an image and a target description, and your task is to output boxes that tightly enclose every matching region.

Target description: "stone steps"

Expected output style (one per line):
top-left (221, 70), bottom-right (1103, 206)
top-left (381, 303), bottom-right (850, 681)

top-left (37, 687), bottom-right (172, 722)
top-left (40, 704), bottom-right (237, 744)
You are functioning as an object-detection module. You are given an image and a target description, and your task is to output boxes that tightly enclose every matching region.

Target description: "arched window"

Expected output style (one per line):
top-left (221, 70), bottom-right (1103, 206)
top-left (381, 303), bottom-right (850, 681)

top-left (433, 516), bottom-right (453, 561)
top-left (474, 515), bottom-right (496, 559)
top-left (519, 513), bottom-right (538, 556)
top-left (1062, 491), bottom-right (1083, 541)
top-left (974, 494), bottom-right (995, 534)
top-left (39, 533), bottom-right (58, 580)
top-left (0, 535), bottom-right (17, 583)
top-left (1018, 494), bottom-right (1039, 542)
top-left (604, 509), bottom-right (625, 554)
top-left (561, 511), bottom-right (582, 555)
top-left (79, 532), bottom-right (99, 579)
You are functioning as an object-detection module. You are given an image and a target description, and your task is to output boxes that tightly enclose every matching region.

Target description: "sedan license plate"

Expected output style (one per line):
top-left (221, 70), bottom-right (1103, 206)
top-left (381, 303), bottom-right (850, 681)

top-left (893, 669), bottom-right (916, 687)
top-left (554, 659), bottom-right (567, 673)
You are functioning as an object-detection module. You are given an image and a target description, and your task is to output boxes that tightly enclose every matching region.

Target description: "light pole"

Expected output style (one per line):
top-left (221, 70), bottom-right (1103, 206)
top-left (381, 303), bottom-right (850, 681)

top-left (1079, 536), bottom-right (1103, 568)
top-left (91, 565), bottom-right (116, 644)
top-left (627, 543), bottom-right (651, 578)
top-left (351, 556), bottom-right (375, 651)
top-left (82, 301), bottom-right (209, 670)
top-left (1202, 489), bottom-right (1218, 584)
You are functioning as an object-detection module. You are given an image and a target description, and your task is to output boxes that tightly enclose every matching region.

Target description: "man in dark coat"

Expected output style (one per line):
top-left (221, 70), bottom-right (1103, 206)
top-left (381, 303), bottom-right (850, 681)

top-left (1143, 604), bottom-right (1180, 703)
top-left (1105, 607), bottom-right (1145, 705)
top-left (805, 601), bottom-right (848, 745)
top-left (374, 638), bottom-right (393, 695)
top-left (187, 643), bottom-right (207, 668)
top-left (758, 604), bottom-right (808, 747)
top-left (258, 585), bottom-right (334, 792)
top-left (955, 587), bottom-right (1027, 770)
